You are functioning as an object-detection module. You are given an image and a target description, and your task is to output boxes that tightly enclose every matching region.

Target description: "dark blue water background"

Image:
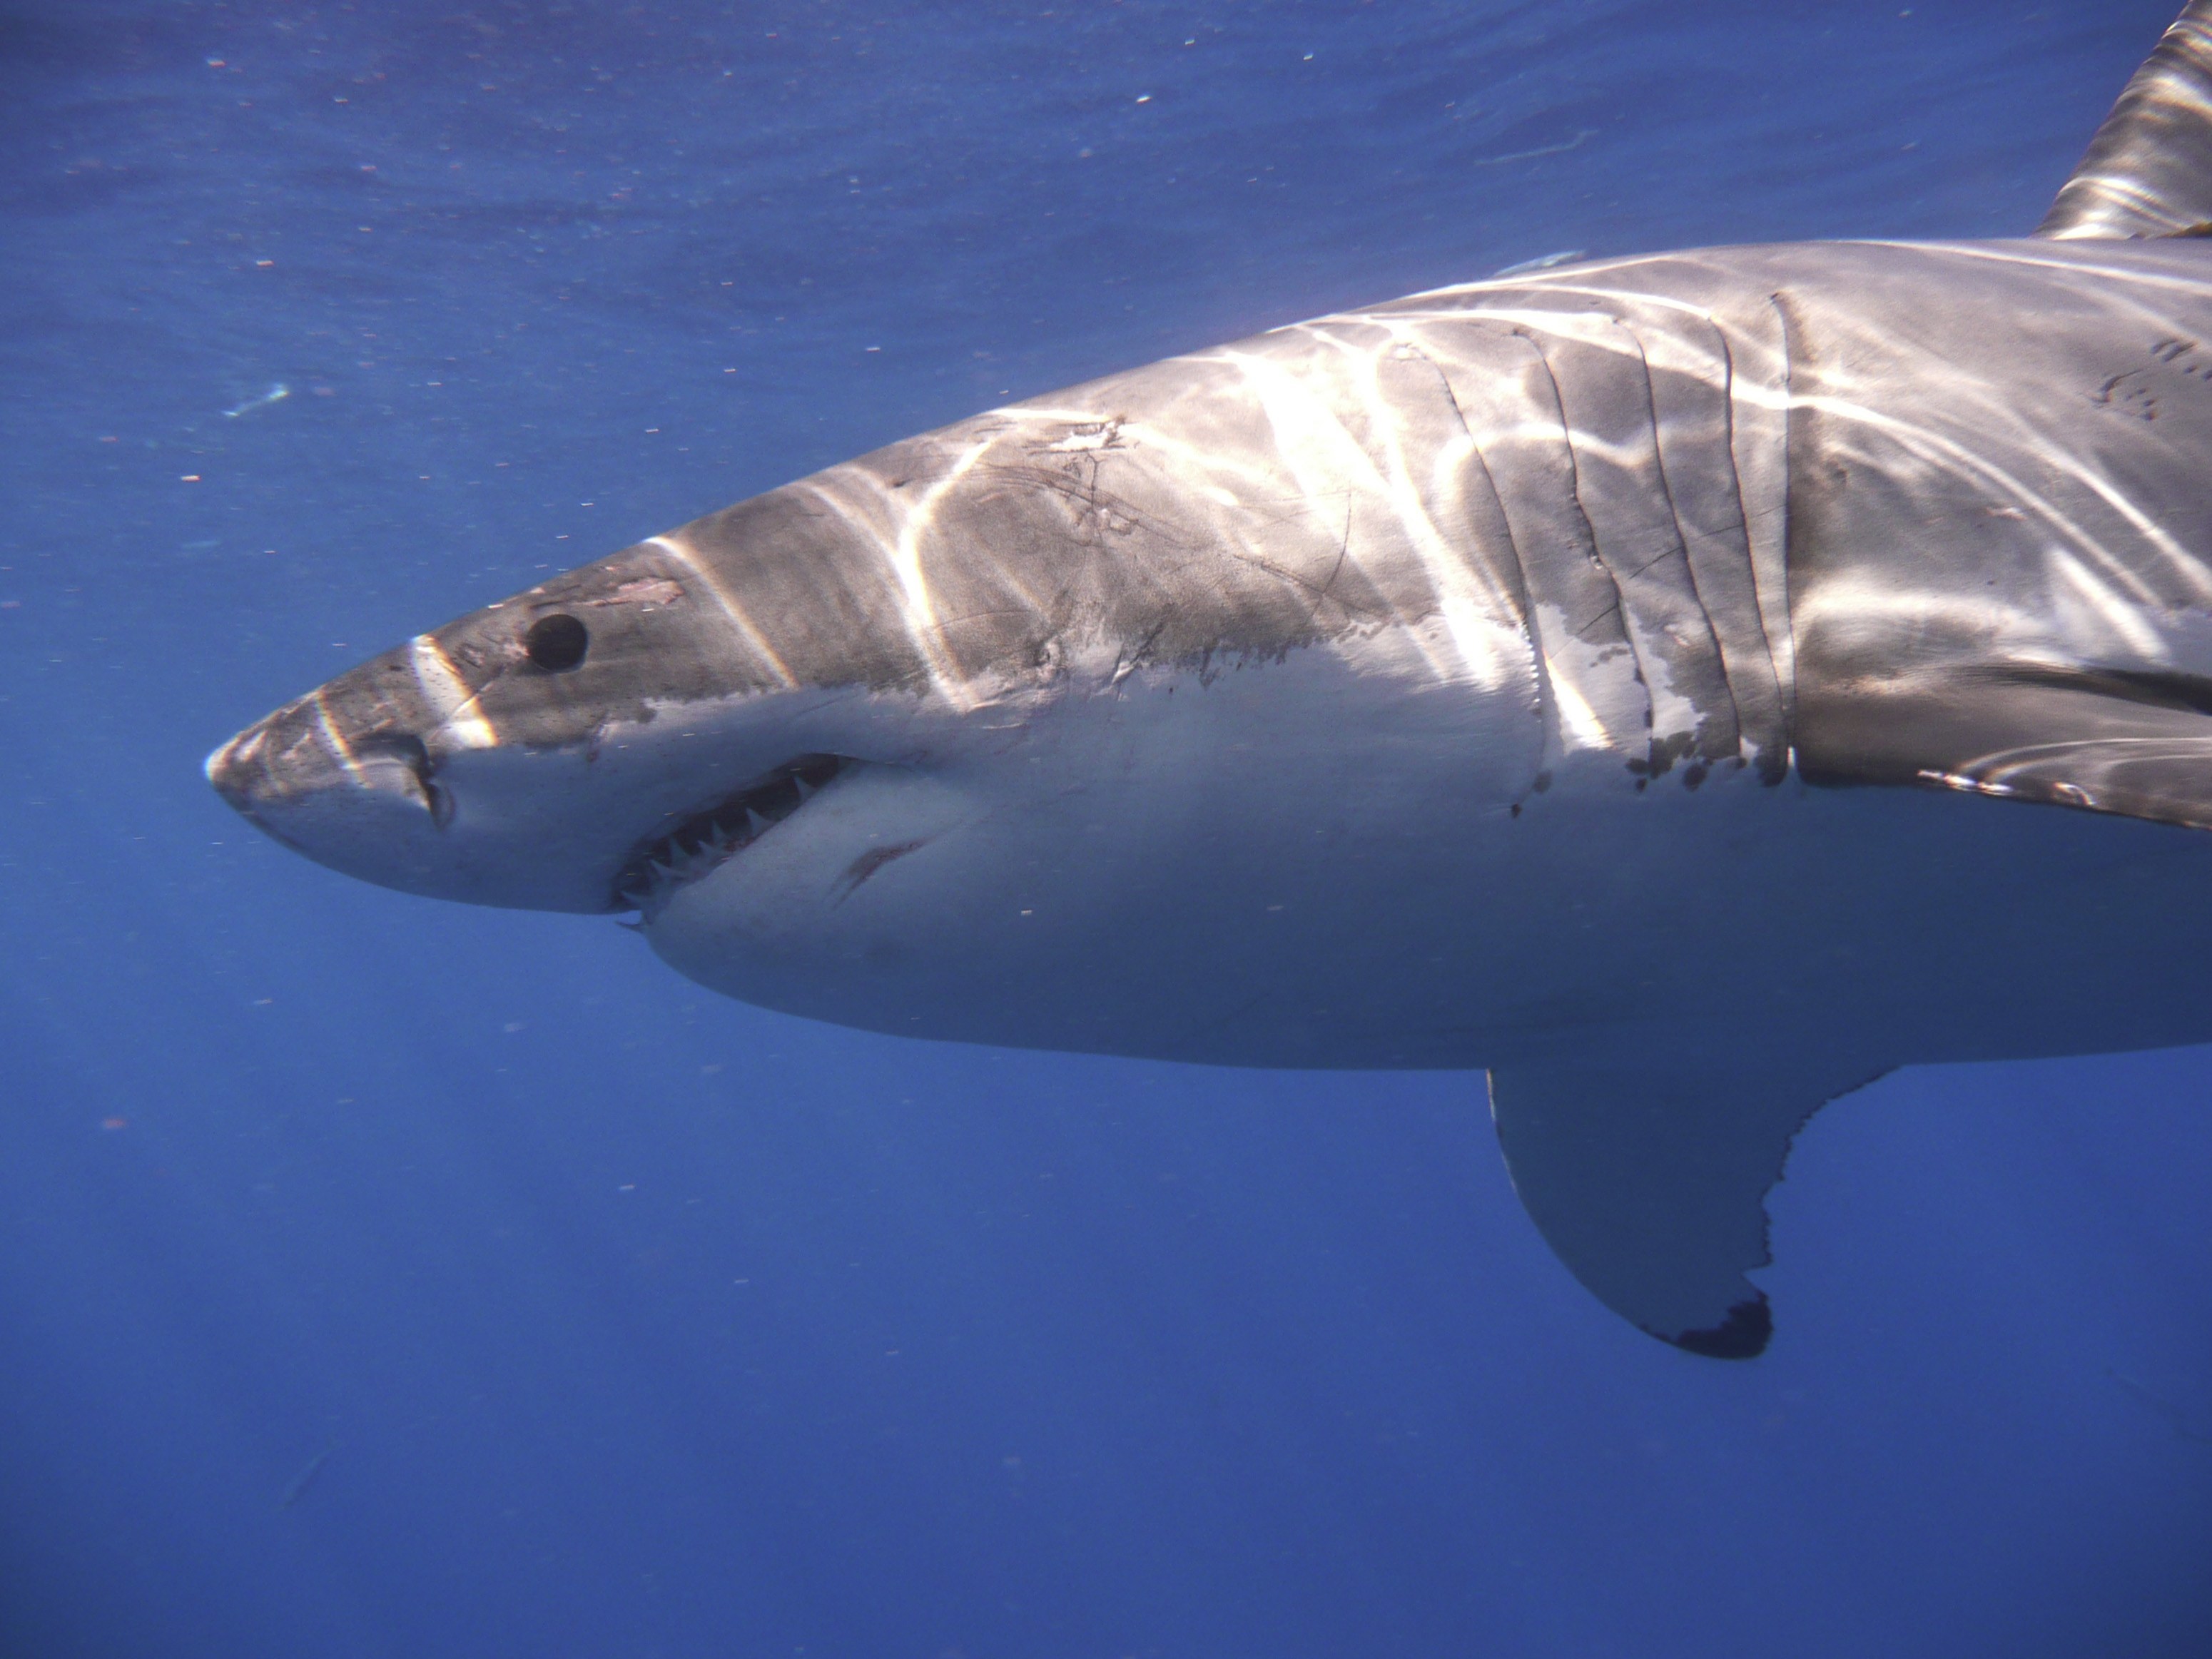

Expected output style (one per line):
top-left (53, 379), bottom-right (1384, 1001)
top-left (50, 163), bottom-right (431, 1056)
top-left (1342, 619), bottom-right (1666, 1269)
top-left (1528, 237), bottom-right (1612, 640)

top-left (4, 2), bottom-right (2210, 1654)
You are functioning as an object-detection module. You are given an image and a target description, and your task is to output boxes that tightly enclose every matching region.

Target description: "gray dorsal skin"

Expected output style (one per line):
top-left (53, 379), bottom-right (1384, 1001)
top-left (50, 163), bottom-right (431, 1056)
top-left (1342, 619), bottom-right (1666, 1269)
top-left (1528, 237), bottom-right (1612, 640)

top-left (208, 9), bottom-right (2212, 1358)
top-left (2040, 0), bottom-right (2212, 239)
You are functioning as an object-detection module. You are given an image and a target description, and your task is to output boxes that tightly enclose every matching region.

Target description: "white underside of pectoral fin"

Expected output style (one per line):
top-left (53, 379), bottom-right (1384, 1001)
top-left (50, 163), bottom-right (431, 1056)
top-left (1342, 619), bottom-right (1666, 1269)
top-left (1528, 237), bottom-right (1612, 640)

top-left (1486, 1057), bottom-right (1891, 1357)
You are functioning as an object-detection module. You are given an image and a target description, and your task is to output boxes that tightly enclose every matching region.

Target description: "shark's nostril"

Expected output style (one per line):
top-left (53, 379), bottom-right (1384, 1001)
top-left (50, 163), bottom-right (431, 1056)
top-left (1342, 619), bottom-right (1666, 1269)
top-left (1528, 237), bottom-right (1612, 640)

top-left (356, 732), bottom-right (452, 827)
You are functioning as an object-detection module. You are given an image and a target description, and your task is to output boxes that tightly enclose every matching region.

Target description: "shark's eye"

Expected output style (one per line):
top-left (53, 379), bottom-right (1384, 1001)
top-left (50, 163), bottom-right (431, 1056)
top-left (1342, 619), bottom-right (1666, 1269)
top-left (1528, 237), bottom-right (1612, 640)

top-left (524, 612), bottom-right (589, 672)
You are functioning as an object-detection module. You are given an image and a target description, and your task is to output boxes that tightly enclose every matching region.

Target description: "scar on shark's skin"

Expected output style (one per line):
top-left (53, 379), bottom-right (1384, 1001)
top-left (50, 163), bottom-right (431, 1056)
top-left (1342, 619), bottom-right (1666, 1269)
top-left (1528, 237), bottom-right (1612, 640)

top-left (833, 840), bottom-right (925, 903)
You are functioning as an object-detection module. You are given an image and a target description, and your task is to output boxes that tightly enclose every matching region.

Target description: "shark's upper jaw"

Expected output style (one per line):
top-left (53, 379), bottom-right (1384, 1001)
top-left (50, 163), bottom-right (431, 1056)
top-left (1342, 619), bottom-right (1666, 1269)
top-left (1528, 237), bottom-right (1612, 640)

top-left (205, 683), bottom-right (884, 916)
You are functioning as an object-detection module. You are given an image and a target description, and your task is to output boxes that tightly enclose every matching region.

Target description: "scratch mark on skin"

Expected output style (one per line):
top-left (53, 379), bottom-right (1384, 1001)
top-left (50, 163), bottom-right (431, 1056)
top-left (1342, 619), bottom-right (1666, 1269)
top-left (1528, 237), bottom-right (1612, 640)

top-left (408, 636), bottom-right (499, 750)
top-left (833, 840), bottom-right (925, 903)
top-left (1013, 404), bottom-right (1294, 506)
top-left (988, 459), bottom-right (1179, 550)
top-left (1302, 498), bottom-right (1358, 633)
top-left (1571, 601), bottom-right (1628, 641)
top-left (1218, 343), bottom-right (1470, 679)
top-left (1364, 325), bottom-right (1539, 683)
top-left (1779, 382), bottom-right (2206, 607)
top-left (1222, 541), bottom-right (1391, 622)
top-left (1106, 618), bottom-right (1172, 690)
top-left (646, 534), bottom-right (799, 689)
top-left (896, 442), bottom-right (1060, 694)
top-left (310, 689), bottom-right (367, 783)
top-left (792, 459), bottom-right (993, 707)
top-left (1626, 544), bottom-right (1691, 581)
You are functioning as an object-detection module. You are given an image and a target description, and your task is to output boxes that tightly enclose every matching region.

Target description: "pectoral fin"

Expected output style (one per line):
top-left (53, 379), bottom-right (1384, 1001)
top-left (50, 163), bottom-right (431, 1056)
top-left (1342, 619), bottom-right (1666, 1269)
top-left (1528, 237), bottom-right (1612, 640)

top-left (1800, 665), bottom-right (2212, 834)
top-left (1487, 1059), bottom-right (1887, 1356)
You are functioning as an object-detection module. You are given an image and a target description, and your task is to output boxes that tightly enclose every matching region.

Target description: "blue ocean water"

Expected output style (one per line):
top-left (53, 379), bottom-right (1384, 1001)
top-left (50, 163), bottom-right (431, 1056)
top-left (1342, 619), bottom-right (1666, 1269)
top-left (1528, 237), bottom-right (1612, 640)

top-left (4, 1), bottom-right (2210, 1653)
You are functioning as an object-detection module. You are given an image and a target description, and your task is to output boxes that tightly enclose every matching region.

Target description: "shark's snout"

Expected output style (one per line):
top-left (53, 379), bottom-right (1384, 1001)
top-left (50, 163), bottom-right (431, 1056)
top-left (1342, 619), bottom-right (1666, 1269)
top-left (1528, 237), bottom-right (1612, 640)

top-left (206, 696), bottom-right (466, 902)
top-left (207, 707), bottom-right (447, 828)
top-left (204, 721), bottom-right (275, 821)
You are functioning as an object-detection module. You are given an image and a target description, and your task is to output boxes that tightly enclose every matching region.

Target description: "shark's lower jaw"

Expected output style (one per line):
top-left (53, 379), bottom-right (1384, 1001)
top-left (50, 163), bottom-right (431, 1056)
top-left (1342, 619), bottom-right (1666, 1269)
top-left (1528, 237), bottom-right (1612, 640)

top-left (614, 754), bottom-right (851, 919)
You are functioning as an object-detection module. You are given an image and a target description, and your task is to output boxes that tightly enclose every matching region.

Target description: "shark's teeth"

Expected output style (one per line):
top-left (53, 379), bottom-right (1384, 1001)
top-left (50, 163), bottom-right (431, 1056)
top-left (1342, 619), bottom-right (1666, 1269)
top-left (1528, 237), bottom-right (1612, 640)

top-left (613, 754), bottom-right (848, 919)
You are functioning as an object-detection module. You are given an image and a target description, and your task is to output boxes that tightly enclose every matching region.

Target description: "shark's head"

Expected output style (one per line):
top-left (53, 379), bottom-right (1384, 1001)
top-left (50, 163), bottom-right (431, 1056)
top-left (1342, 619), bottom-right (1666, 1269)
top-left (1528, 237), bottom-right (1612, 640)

top-left (204, 494), bottom-right (942, 920)
top-left (209, 351), bottom-right (1545, 1064)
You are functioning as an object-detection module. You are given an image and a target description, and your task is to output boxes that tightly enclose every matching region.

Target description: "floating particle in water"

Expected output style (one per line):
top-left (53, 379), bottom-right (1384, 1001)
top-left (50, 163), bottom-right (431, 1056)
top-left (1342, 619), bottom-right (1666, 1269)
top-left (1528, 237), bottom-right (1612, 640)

top-left (222, 383), bottom-right (290, 420)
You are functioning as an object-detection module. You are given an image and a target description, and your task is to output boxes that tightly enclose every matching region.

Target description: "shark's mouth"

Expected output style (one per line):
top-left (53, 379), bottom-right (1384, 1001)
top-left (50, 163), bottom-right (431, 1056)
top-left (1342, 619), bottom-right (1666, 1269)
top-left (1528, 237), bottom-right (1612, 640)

top-left (614, 754), bottom-right (849, 916)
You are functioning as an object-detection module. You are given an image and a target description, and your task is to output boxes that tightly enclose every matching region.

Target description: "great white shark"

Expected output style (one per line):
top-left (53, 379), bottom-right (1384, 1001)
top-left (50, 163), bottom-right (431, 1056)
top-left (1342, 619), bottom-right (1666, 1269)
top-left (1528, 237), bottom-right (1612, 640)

top-left (209, 6), bottom-right (2212, 1356)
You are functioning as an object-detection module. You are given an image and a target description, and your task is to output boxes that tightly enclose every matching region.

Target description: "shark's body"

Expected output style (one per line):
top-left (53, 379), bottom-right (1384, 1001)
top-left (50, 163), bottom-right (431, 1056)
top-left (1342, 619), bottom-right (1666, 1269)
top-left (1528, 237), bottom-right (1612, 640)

top-left (210, 9), bottom-right (2212, 1356)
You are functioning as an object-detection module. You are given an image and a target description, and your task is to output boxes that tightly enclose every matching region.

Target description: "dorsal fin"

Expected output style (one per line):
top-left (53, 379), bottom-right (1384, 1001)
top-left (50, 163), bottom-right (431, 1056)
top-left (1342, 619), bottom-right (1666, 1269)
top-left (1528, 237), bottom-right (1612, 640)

top-left (2039, 3), bottom-right (2212, 239)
